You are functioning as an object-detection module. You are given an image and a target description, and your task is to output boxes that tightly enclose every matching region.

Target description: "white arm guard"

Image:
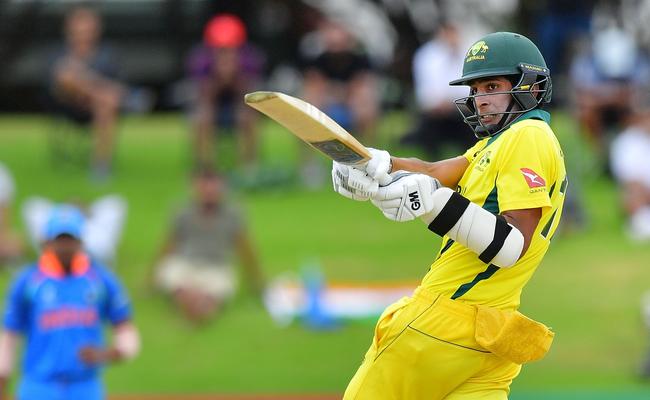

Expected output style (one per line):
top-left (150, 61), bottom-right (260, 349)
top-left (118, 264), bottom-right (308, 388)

top-left (424, 187), bottom-right (525, 268)
top-left (113, 323), bottom-right (140, 361)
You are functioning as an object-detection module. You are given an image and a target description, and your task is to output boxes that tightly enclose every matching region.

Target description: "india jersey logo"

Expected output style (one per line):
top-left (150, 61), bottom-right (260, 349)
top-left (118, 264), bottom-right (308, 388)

top-left (520, 168), bottom-right (545, 188)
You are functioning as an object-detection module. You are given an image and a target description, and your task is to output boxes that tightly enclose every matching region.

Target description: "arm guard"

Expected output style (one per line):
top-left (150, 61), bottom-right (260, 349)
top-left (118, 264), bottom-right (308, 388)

top-left (424, 187), bottom-right (524, 268)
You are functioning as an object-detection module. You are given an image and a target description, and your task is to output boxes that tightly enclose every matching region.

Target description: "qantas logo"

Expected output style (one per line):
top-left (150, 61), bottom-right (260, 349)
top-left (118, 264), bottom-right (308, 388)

top-left (520, 168), bottom-right (545, 188)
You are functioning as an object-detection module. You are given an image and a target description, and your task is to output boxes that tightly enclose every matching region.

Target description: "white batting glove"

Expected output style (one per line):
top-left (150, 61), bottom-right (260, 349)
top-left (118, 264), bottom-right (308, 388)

top-left (371, 173), bottom-right (441, 222)
top-left (332, 161), bottom-right (378, 201)
top-left (345, 148), bottom-right (392, 189)
top-left (365, 148), bottom-right (392, 186)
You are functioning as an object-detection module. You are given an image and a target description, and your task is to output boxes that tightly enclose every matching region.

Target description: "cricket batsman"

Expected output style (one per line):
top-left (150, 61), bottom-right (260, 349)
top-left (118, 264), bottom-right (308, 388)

top-left (333, 32), bottom-right (567, 399)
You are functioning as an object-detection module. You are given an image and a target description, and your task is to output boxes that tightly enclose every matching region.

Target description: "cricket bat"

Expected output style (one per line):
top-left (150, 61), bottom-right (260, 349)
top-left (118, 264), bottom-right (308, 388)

top-left (244, 91), bottom-right (371, 165)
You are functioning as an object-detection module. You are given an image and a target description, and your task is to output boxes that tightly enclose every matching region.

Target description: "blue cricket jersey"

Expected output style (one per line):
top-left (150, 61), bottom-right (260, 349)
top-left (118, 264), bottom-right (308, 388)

top-left (3, 251), bottom-right (132, 382)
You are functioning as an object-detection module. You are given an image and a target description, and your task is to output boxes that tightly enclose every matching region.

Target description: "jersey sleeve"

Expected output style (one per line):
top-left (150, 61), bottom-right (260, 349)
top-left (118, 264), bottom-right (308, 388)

top-left (496, 126), bottom-right (554, 212)
top-left (3, 269), bottom-right (31, 333)
top-left (462, 139), bottom-right (488, 163)
top-left (170, 207), bottom-right (190, 241)
top-left (228, 203), bottom-right (245, 237)
top-left (100, 268), bottom-right (133, 325)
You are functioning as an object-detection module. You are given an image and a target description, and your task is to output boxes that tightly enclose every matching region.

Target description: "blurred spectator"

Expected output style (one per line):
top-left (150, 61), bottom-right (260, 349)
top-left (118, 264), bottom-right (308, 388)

top-left (401, 21), bottom-right (476, 158)
top-left (0, 163), bottom-right (23, 266)
top-left (569, 24), bottom-right (650, 156)
top-left (187, 14), bottom-right (265, 171)
top-left (22, 195), bottom-right (127, 267)
top-left (48, 6), bottom-right (153, 181)
top-left (641, 290), bottom-right (650, 378)
top-left (526, 1), bottom-right (594, 80)
top-left (152, 168), bottom-right (264, 324)
top-left (610, 112), bottom-right (650, 241)
top-left (301, 16), bottom-right (380, 143)
top-left (0, 205), bottom-right (140, 400)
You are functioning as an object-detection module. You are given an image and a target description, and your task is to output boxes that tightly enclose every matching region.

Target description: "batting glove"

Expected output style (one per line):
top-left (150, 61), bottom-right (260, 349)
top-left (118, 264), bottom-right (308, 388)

top-left (365, 148), bottom-right (392, 185)
top-left (332, 161), bottom-right (378, 201)
top-left (371, 173), bottom-right (441, 222)
top-left (344, 148), bottom-right (392, 190)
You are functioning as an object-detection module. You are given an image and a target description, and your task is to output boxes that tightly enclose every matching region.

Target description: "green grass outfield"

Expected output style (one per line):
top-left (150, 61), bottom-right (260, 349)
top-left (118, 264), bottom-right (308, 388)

top-left (1, 112), bottom-right (650, 399)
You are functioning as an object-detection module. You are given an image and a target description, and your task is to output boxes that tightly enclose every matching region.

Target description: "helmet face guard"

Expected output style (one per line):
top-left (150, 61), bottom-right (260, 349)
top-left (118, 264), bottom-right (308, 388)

top-left (454, 63), bottom-right (552, 139)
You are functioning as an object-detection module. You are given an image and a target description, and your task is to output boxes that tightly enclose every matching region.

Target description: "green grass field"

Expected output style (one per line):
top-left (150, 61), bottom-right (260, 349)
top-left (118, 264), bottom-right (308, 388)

top-left (1, 112), bottom-right (650, 399)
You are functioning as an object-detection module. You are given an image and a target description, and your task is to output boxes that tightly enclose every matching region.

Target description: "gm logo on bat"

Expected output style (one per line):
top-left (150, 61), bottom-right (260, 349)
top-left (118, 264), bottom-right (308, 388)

top-left (409, 191), bottom-right (421, 210)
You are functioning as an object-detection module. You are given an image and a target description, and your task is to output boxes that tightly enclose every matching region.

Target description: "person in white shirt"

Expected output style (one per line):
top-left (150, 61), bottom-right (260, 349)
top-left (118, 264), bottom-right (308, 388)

top-left (0, 163), bottom-right (23, 265)
top-left (22, 195), bottom-right (127, 266)
top-left (610, 112), bottom-right (650, 240)
top-left (402, 22), bottom-right (477, 157)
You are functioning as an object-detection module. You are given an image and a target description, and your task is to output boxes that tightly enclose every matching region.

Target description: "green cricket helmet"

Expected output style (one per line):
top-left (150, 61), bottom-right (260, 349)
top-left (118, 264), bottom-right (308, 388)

top-left (450, 32), bottom-right (552, 138)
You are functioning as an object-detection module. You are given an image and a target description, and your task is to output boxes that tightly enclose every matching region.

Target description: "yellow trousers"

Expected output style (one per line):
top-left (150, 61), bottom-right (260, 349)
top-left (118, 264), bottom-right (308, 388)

top-left (344, 290), bottom-right (521, 400)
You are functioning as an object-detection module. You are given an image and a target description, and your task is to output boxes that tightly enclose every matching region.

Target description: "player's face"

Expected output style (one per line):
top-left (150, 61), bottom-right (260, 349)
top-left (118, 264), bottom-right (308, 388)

top-left (469, 77), bottom-right (513, 126)
top-left (66, 11), bottom-right (101, 52)
top-left (50, 234), bottom-right (82, 269)
top-left (212, 47), bottom-right (240, 81)
top-left (195, 175), bottom-right (224, 208)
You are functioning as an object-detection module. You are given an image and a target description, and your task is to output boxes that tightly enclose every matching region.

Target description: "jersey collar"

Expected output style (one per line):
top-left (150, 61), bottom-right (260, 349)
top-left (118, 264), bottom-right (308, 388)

top-left (515, 109), bottom-right (551, 124)
top-left (486, 109), bottom-right (551, 146)
top-left (38, 250), bottom-right (90, 278)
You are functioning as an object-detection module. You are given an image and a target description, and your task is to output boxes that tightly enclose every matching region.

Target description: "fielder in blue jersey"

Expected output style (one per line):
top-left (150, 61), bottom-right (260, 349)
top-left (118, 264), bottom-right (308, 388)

top-left (0, 205), bottom-right (140, 400)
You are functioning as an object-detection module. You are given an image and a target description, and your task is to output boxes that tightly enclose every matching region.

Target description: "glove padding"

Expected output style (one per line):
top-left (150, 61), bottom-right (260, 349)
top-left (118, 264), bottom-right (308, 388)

top-left (365, 148), bottom-right (392, 185)
top-left (332, 162), bottom-right (378, 201)
top-left (342, 147), bottom-right (392, 196)
top-left (371, 172), bottom-right (441, 222)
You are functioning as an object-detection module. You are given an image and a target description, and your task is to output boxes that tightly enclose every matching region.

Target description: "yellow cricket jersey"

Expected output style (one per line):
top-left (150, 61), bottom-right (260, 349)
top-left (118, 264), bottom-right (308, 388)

top-left (420, 109), bottom-right (567, 310)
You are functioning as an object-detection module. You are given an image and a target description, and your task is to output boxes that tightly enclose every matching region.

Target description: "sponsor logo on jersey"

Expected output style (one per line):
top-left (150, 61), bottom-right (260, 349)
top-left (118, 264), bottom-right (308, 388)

top-left (520, 168), bottom-right (546, 188)
top-left (39, 307), bottom-right (99, 330)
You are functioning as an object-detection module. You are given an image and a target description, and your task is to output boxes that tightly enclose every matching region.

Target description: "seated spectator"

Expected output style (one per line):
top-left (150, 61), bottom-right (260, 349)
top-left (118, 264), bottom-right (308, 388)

top-left (152, 168), bottom-right (264, 324)
top-left (401, 21), bottom-right (476, 158)
top-left (569, 24), bottom-right (650, 156)
top-left (301, 16), bottom-right (379, 143)
top-left (48, 6), bottom-right (153, 180)
top-left (0, 162), bottom-right (23, 266)
top-left (610, 112), bottom-right (650, 240)
top-left (640, 291), bottom-right (650, 378)
top-left (22, 195), bottom-right (127, 267)
top-left (187, 14), bottom-right (265, 171)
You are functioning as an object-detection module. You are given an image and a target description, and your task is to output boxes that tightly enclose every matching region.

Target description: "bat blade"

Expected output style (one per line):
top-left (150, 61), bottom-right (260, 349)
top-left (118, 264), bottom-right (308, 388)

top-left (244, 91), bottom-right (370, 165)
